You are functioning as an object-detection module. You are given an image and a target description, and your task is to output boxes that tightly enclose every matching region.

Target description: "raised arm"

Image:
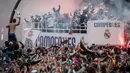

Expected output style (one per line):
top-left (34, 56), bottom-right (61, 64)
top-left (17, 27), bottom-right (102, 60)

top-left (19, 41), bottom-right (24, 48)
top-left (24, 18), bottom-right (29, 23)
top-left (57, 5), bottom-right (61, 12)
top-left (15, 17), bottom-right (21, 26)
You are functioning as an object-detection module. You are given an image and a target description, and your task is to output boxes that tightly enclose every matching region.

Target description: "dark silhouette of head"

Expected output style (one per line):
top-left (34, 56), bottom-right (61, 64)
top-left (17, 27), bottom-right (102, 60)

top-left (53, 8), bottom-right (56, 11)
top-left (12, 18), bottom-right (16, 23)
top-left (5, 41), bottom-right (10, 47)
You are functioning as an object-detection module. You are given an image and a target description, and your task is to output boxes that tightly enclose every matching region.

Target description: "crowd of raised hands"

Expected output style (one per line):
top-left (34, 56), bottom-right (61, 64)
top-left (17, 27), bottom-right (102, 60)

top-left (0, 39), bottom-right (130, 73)
top-left (25, 42), bottom-right (130, 73)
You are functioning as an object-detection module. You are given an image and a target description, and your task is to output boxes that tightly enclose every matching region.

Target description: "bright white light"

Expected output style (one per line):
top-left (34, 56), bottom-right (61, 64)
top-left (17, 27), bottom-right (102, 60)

top-left (119, 35), bottom-right (124, 46)
top-left (1, 34), bottom-right (3, 40)
top-left (1, 28), bottom-right (4, 40)
top-left (85, 14), bottom-right (88, 17)
top-left (83, 6), bottom-right (87, 10)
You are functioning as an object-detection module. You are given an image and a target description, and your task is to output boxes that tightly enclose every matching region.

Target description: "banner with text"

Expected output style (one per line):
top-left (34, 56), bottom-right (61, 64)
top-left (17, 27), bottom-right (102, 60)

top-left (87, 20), bottom-right (125, 45)
top-left (35, 33), bottom-right (88, 47)
top-left (23, 20), bottom-right (125, 47)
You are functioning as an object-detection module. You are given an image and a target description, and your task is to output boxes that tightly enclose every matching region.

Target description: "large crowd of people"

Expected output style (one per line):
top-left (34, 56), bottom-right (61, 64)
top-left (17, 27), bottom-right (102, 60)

top-left (3, 0), bottom-right (130, 73)
top-left (0, 39), bottom-right (130, 73)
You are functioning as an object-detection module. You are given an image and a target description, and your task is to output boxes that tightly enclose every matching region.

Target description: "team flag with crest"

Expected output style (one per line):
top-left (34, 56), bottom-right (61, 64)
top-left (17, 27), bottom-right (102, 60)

top-left (24, 28), bottom-right (41, 44)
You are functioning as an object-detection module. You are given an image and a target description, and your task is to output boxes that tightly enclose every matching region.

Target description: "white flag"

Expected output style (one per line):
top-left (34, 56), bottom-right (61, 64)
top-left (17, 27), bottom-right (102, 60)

top-left (24, 28), bottom-right (41, 44)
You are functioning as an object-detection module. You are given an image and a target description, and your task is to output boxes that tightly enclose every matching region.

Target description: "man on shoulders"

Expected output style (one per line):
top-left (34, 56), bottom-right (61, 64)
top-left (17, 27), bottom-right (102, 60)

top-left (6, 17), bottom-right (21, 42)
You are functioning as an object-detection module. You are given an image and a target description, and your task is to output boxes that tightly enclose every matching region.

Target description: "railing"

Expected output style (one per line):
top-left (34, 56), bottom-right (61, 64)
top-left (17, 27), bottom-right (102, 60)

top-left (32, 28), bottom-right (87, 34)
top-left (28, 22), bottom-right (87, 34)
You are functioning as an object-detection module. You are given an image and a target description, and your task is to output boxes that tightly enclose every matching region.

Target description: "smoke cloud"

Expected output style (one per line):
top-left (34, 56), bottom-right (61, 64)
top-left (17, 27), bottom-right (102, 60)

top-left (80, 0), bottom-right (130, 21)
top-left (21, 0), bottom-right (130, 21)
